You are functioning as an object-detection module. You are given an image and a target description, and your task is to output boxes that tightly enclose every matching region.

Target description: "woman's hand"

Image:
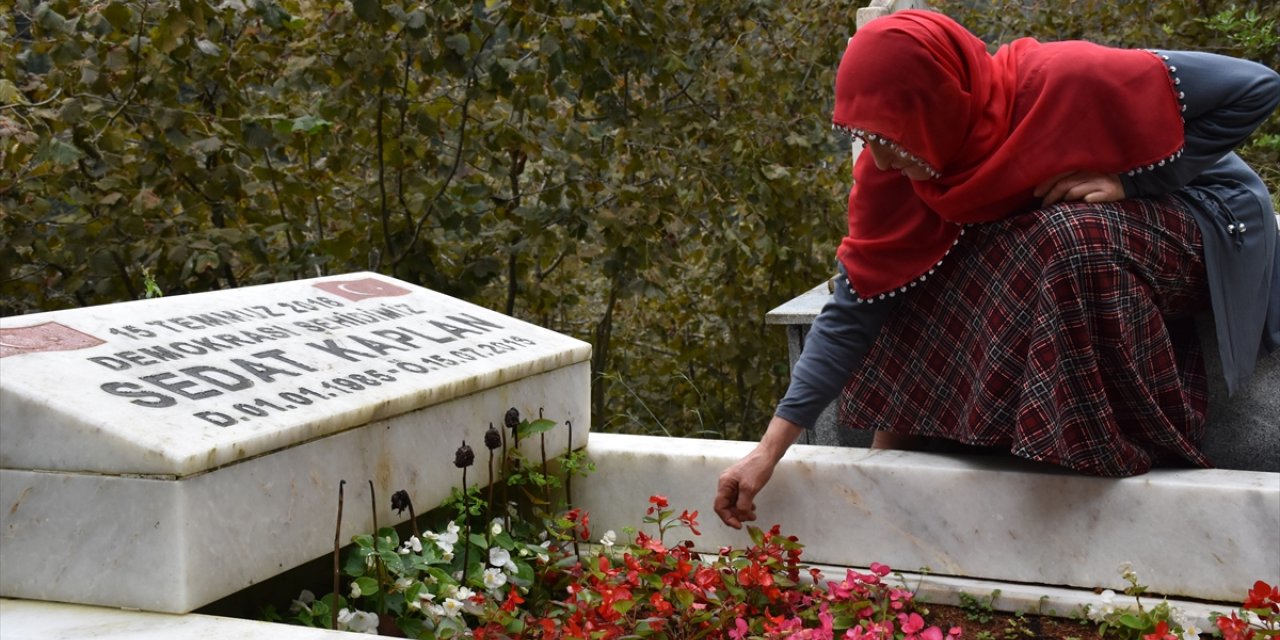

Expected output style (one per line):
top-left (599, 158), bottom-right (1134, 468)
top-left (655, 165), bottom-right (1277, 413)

top-left (714, 417), bottom-right (805, 529)
top-left (1035, 171), bottom-right (1124, 205)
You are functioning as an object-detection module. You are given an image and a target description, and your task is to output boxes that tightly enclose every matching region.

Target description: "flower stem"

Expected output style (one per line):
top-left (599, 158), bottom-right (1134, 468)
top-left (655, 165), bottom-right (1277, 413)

top-left (566, 420), bottom-right (578, 558)
top-left (461, 466), bottom-right (471, 585)
top-left (501, 425), bottom-right (509, 532)
top-left (565, 420), bottom-right (574, 508)
top-left (332, 479), bottom-right (345, 631)
top-left (486, 449), bottom-right (495, 542)
top-left (368, 480), bottom-right (385, 616)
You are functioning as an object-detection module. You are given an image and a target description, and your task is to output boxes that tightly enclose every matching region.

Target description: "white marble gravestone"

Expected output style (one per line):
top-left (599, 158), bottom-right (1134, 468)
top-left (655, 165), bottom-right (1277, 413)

top-left (0, 272), bottom-right (591, 613)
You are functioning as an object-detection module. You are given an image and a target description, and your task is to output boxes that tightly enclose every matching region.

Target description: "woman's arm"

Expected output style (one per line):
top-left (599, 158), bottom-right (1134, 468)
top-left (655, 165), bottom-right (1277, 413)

top-left (774, 266), bottom-right (900, 429)
top-left (1120, 51), bottom-right (1280, 198)
top-left (715, 266), bottom-right (899, 528)
top-left (1037, 52), bottom-right (1279, 205)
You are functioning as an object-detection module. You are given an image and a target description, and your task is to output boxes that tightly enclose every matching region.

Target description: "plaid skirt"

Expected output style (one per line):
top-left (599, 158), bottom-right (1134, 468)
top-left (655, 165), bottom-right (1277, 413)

top-left (836, 196), bottom-right (1212, 476)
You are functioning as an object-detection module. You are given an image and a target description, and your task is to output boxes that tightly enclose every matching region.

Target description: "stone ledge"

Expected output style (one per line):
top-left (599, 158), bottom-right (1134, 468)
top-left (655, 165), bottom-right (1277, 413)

top-left (576, 433), bottom-right (1280, 603)
top-left (0, 598), bottom-right (367, 639)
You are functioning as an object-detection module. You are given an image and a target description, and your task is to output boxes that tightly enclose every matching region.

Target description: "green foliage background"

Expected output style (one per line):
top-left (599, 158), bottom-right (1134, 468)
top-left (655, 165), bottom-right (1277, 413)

top-left (3, 0), bottom-right (1277, 441)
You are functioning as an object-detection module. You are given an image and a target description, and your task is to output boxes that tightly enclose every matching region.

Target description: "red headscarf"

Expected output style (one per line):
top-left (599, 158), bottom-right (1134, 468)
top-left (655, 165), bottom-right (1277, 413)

top-left (832, 10), bottom-right (1185, 299)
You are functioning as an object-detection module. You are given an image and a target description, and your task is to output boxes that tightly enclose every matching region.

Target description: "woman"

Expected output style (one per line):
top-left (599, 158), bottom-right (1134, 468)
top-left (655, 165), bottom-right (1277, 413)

top-left (715, 10), bottom-right (1279, 529)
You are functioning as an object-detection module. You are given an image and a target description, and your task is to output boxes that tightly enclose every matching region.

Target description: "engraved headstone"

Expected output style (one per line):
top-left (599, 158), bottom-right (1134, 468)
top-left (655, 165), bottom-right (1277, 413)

top-left (0, 272), bottom-right (591, 613)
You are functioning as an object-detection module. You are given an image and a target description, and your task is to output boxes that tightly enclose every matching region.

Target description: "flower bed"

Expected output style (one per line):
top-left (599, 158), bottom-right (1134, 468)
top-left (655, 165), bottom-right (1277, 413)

top-left (266, 410), bottom-right (1278, 639)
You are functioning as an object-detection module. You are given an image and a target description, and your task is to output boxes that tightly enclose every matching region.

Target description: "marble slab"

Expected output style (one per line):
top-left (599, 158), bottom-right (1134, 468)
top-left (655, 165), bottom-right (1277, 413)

top-left (575, 434), bottom-right (1279, 602)
top-left (0, 598), bottom-right (368, 639)
top-left (0, 273), bottom-right (591, 613)
top-left (1, 272), bottom-right (590, 476)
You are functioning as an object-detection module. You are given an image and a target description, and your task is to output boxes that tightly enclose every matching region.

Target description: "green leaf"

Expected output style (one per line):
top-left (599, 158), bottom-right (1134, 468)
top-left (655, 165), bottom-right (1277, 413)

top-left (102, 3), bottom-right (134, 30)
top-left (352, 0), bottom-right (383, 23)
top-left (353, 576), bottom-right (379, 597)
top-left (243, 122), bottom-right (274, 149)
top-left (37, 139), bottom-right (84, 166)
top-left (405, 9), bottom-right (426, 29)
top-left (153, 13), bottom-right (190, 54)
top-left (195, 39), bottom-right (221, 56)
top-left (517, 418), bottom-right (557, 439)
top-left (0, 79), bottom-right (26, 106)
top-left (1117, 613), bottom-right (1148, 630)
top-left (445, 33), bottom-right (471, 55)
top-left (291, 115), bottom-right (333, 135)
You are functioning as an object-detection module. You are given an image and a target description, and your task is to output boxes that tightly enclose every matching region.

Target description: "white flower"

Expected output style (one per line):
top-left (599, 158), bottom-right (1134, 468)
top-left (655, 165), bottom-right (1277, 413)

top-left (289, 589), bottom-right (315, 613)
top-left (490, 519), bottom-right (504, 536)
top-left (442, 521), bottom-right (461, 545)
top-left (419, 589), bottom-right (436, 602)
top-left (600, 530), bottom-right (617, 548)
top-left (337, 608), bottom-right (379, 634)
top-left (454, 586), bottom-right (476, 601)
top-left (424, 530), bottom-right (454, 555)
top-left (483, 567), bottom-right (508, 590)
top-left (490, 547), bottom-right (512, 568)
top-left (442, 597), bottom-right (464, 618)
top-left (442, 550), bottom-right (454, 562)
top-left (399, 536), bottom-right (422, 554)
top-left (1169, 607), bottom-right (1200, 640)
top-left (349, 582), bottom-right (363, 599)
top-left (394, 577), bottom-right (414, 592)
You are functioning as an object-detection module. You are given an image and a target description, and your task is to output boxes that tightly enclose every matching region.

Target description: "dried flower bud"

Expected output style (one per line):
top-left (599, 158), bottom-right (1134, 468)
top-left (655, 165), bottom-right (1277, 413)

top-left (504, 407), bottom-right (520, 431)
top-left (454, 442), bottom-right (475, 468)
top-left (484, 423), bottom-right (501, 450)
top-left (390, 489), bottom-right (412, 515)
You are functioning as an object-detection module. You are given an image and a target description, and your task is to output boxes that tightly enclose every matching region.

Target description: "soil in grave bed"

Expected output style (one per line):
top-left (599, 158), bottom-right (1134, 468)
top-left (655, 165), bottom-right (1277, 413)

top-left (923, 603), bottom-right (1105, 640)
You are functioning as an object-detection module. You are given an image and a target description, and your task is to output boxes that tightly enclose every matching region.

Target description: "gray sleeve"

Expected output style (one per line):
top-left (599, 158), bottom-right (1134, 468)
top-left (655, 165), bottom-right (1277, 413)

top-left (1120, 51), bottom-right (1280, 198)
top-left (774, 265), bottom-right (900, 429)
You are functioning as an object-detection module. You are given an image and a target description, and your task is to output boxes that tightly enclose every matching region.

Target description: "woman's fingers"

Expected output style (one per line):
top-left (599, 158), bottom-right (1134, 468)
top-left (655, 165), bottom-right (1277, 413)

top-left (1037, 172), bottom-right (1123, 205)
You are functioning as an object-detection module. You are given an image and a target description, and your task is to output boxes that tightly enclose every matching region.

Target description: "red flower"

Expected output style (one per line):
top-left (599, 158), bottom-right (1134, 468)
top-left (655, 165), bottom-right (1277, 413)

top-left (1216, 612), bottom-right (1256, 640)
top-left (650, 592), bottom-right (674, 617)
top-left (1244, 580), bottom-right (1280, 613)
top-left (1143, 620), bottom-right (1179, 640)
top-left (534, 618), bottom-right (556, 637)
top-left (646, 494), bottom-right (669, 516)
top-left (678, 509), bottom-right (701, 535)
top-left (501, 586), bottom-right (525, 613)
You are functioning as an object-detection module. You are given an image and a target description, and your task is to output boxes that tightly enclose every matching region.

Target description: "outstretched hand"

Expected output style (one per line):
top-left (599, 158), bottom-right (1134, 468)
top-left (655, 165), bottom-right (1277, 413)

top-left (714, 449), bottom-right (776, 529)
top-left (714, 417), bottom-right (805, 529)
top-left (1034, 171), bottom-right (1124, 205)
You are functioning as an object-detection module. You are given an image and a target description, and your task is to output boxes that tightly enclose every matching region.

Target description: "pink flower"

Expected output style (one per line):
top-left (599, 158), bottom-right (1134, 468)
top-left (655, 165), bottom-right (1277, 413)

top-left (845, 620), bottom-right (894, 640)
top-left (899, 612), bottom-right (926, 635)
top-left (729, 618), bottom-right (750, 640)
top-left (869, 562), bottom-right (892, 577)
